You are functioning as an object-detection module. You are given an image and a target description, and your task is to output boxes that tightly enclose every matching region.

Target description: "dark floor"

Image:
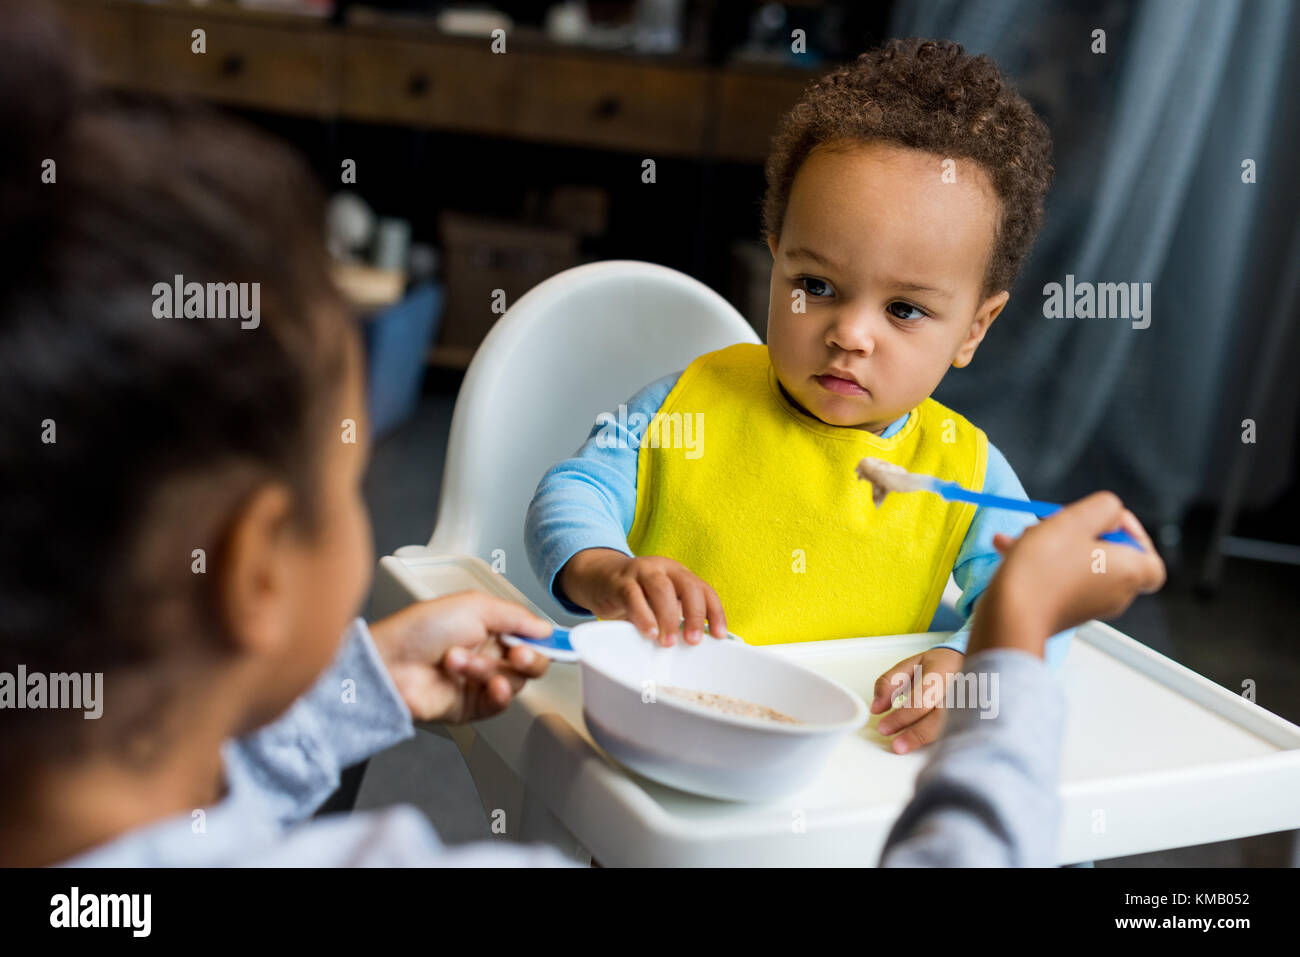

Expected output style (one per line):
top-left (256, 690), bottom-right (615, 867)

top-left (357, 388), bottom-right (1300, 866)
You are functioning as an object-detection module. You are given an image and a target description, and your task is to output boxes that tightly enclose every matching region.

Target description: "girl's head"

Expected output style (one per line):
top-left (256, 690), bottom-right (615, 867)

top-left (0, 9), bottom-right (371, 774)
top-left (760, 38), bottom-right (1054, 432)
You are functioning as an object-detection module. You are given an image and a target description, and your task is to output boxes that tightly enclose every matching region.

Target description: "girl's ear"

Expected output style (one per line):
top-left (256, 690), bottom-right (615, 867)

top-left (218, 482), bottom-right (297, 658)
top-left (952, 289), bottom-right (1009, 368)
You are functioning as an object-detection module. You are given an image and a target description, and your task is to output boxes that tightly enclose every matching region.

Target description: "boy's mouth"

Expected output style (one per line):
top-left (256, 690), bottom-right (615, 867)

top-left (814, 372), bottom-right (869, 397)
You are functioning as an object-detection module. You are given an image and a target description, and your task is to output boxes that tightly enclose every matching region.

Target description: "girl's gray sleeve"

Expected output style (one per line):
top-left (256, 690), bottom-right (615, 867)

top-left (252, 807), bottom-right (579, 867)
top-left (879, 648), bottom-right (1066, 867)
top-left (226, 618), bottom-right (415, 829)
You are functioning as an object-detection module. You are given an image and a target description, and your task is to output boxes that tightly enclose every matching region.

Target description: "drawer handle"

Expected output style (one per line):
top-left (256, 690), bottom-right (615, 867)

top-left (594, 95), bottom-right (622, 119)
top-left (219, 53), bottom-right (246, 78)
top-left (407, 72), bottom-right (432, 97)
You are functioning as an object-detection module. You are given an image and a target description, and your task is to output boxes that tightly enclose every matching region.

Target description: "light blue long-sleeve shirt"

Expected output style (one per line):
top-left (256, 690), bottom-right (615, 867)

top-left (59, 618), bottom-right (1066, 866)
top-left (60, 619), bottom-right (573, 867)
top-left (526, 371), bottom-right (1073, 667)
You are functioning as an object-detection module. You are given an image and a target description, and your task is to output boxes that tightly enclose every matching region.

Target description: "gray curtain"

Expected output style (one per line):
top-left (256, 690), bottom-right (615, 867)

top-left (890, 0), bottom-right (1300, 525)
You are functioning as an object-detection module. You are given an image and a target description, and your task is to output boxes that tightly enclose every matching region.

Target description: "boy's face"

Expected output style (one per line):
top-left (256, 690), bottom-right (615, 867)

top-left (766, 141), bottom-right (1010, 433)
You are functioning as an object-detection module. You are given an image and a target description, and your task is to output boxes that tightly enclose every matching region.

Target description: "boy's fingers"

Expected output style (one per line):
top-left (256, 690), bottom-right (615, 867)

top-left (672, 572), bottom-right (707, 644)
top-left (890, 710), bottom-right (944, 755)
top-left (872, 655), bottom-right (920, 713)
top-left (641, 572), bottom-right (681, 646)
top-left (871, 675), bottom-right (909, 714)
top-left (620, 581), bottom-right (659, 640)
top-left (878, 700), bottom-right (934, 736)
top-left (703, 585), bottom-right (728, 640)
top-left (992, 532), bottom-right (1016, 555)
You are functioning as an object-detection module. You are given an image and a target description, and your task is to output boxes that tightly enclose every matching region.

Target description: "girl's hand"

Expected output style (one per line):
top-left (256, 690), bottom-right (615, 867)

top-left (870, 647), bottom-right (965, 754)
top-left (559, 548), bottom-right (728, 647)
top-left (368, 591), bottom-right (552, 724)
top-left (972, 491), bottom-right (1166, 656)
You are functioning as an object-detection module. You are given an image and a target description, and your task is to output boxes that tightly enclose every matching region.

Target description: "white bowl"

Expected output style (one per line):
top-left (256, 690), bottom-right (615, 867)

top-left (569, 621), bottom-right (869, 801)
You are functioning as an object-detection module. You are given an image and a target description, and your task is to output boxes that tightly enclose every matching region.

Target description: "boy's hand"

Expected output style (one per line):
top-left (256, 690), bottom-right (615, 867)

top-left (870, 647), bottom-right (965, 755)
top-left (971, 491), bottom-right (1166, 657)
top-left (368, 591), bottom-right (552, 724)
top-left (559, 547), bottom-right (728, 647)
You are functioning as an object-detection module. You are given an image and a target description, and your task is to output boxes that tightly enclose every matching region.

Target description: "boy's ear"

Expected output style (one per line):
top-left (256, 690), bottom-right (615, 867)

top-left (218, 483), bottom-right (297, 658)
top-left (766, 233), bottom-right (779, 258)
top-left (952, 290), bottom-right (1009, 368)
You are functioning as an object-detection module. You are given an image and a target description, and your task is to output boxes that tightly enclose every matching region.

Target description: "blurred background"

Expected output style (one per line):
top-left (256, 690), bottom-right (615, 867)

top-left (53, 0), bottom-right (1300, 864)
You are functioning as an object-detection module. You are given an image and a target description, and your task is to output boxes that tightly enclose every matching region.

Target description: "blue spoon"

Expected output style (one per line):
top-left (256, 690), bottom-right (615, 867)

top-left (502, 626), bottom-right (577, 662)
top-left (856, 457), bottom-right (1144, 551)
top-left (503, 624), bottom-right (742, 662)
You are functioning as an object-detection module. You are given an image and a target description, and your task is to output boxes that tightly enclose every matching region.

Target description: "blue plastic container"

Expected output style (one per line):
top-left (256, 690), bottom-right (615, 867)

top-left (363, 281), bottom-right (443, 439)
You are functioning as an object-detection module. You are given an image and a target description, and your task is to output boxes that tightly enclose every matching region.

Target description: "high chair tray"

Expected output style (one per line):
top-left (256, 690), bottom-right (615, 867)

top-left (372, 550), bottom-right (1300, 866)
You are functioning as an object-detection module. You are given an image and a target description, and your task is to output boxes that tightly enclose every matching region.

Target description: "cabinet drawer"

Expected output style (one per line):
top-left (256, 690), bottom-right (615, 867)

top-left (136, 14), bottom-right (337, 116)
top-left (512, 55), bottom-right (709, 156)
top-left (341, 35), bottom-right (516, 134)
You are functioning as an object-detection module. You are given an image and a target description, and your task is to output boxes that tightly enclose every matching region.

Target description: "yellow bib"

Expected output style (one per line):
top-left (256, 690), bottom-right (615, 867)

top-left (627, 343), bottom-right (987, 645)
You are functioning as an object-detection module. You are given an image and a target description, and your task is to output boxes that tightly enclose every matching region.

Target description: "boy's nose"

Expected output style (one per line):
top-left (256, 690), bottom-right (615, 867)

top-left (826, 310), bottom-right (877, 356)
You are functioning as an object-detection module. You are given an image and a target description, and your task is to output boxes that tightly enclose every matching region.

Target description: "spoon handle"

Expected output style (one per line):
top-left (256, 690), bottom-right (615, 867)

top-left (935, 482), bottom-right (1144, 551)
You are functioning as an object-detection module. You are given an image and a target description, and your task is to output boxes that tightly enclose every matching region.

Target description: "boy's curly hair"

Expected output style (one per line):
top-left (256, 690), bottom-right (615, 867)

top-left (762, 38), bottom-right (1054, 295)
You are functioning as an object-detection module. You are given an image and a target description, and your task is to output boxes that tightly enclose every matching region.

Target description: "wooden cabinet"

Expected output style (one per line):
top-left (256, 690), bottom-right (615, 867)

top-left (341, 36), bottom-right (710, 156)
top-left (52, 0), bottom-right (819, 162)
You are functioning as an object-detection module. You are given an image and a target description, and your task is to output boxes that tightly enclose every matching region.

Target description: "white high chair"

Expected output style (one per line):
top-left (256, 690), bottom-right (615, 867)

top-left (368, 260), bottom-right (760, 853)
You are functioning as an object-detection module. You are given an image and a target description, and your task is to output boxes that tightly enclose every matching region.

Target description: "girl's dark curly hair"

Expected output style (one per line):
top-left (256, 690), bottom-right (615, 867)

top-left (762, 38), bottom-right (1055, 295)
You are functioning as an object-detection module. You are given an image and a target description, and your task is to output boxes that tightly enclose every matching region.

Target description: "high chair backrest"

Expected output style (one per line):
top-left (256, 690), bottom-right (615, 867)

top-left (427, 260), bottom-right (762, 623)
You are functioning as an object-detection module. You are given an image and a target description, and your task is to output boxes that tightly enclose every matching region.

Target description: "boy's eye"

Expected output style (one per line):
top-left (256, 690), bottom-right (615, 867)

top-left (886, 301), bottom-right (928, 321)
top-left (799, 277), bottom-right (834, 298)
